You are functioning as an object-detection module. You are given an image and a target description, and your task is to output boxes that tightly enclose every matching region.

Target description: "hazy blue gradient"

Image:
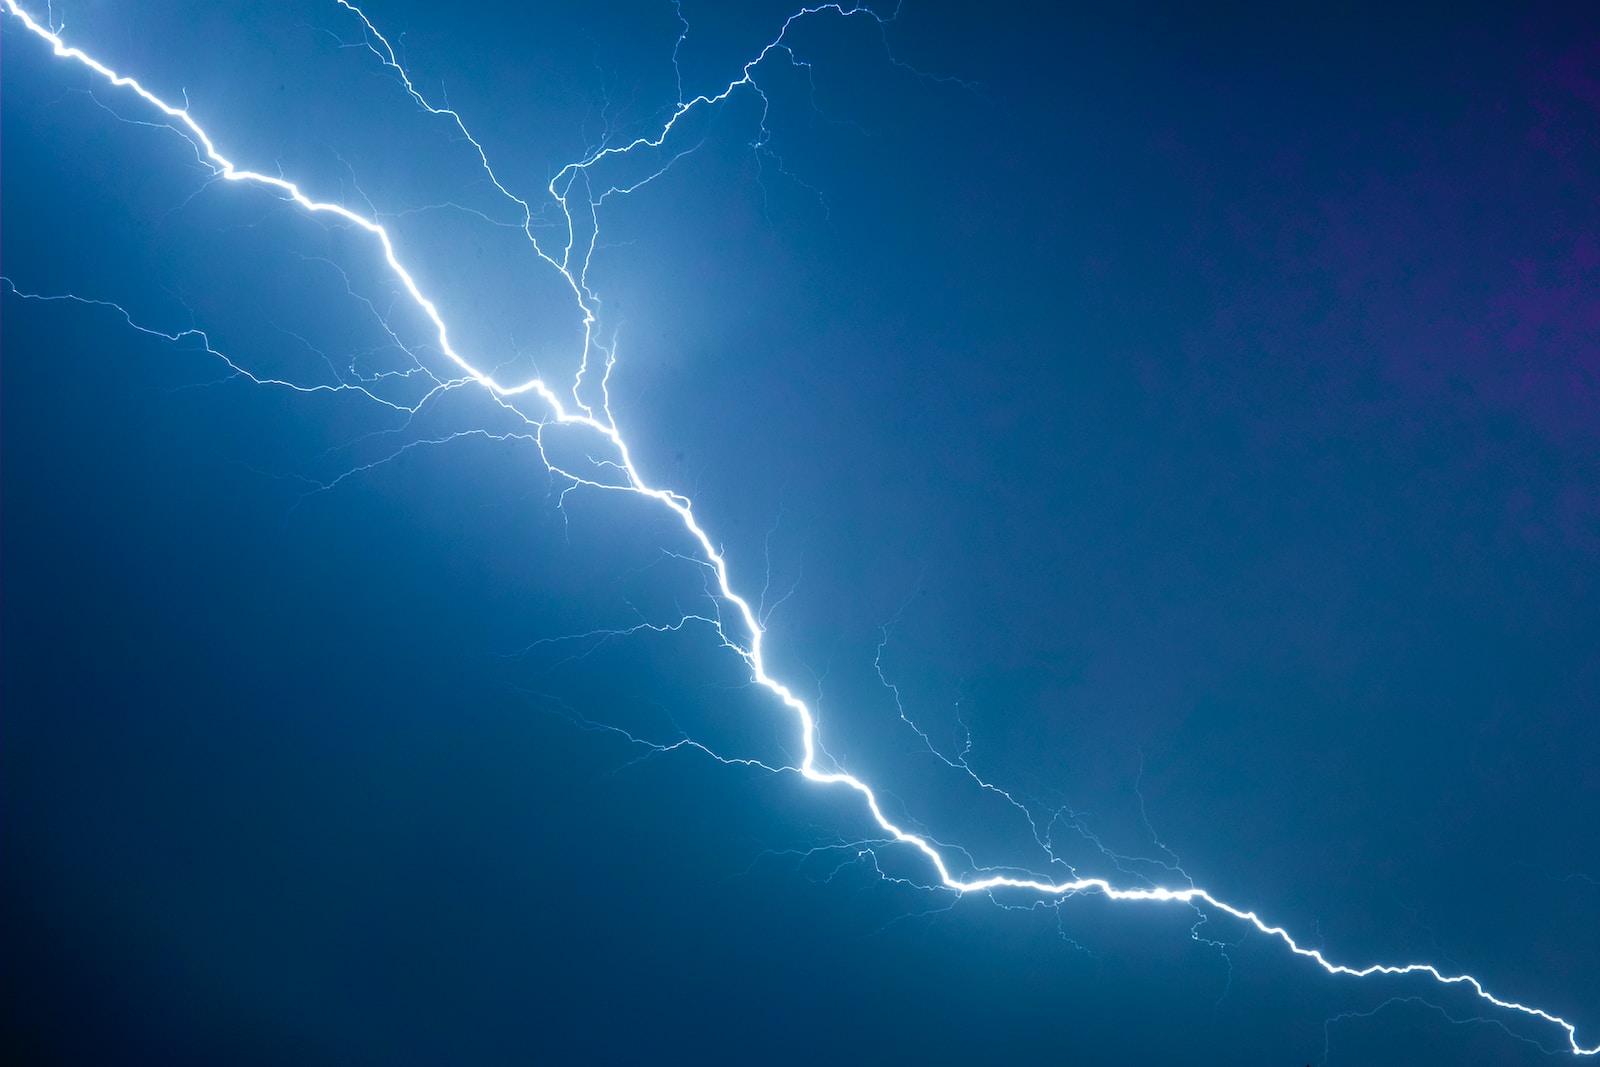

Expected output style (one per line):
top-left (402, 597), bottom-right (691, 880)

top-left (3, 2), bottom-right (1597, 1063)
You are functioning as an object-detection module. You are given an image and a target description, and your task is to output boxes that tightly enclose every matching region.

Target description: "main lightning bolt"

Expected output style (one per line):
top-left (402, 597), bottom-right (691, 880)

top-left (3, 1), bottom-right (1592, 1056)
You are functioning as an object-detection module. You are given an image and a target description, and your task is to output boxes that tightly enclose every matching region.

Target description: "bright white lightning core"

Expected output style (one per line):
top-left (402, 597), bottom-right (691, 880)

top-left (3, 0), bottom-right (1593, 1056)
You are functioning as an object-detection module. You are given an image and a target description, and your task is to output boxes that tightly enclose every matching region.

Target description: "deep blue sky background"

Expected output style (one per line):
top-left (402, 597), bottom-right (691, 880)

top-left (4, 1), bottom-right (1598, 1063)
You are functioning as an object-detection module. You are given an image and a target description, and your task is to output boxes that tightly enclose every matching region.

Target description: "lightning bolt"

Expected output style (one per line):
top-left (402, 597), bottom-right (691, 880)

top-left (3, 0), bottom-right (1593, 1056)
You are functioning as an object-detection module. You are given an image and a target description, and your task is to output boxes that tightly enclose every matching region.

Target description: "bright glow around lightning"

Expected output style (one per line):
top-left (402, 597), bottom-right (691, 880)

top-left (3, 1), bottom-right (1592, 1056)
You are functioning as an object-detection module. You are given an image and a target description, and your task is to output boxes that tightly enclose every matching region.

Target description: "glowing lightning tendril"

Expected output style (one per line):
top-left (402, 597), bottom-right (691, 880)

top-left (2, 0), bottom-right (1593, 1055)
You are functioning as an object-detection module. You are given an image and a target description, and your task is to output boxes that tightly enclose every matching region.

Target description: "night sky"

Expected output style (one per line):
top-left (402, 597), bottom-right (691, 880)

top-left (4, 2), bottom-right (1598, 1064)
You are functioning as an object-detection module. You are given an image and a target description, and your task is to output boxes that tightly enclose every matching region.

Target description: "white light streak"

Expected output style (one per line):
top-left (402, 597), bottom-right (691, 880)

top-left (2, 1), bottom-right (1592, 1055)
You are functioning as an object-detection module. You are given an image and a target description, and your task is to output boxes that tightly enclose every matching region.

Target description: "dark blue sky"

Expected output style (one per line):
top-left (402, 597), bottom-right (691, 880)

top-left (4, 2), bottom-right (1597, 1063)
